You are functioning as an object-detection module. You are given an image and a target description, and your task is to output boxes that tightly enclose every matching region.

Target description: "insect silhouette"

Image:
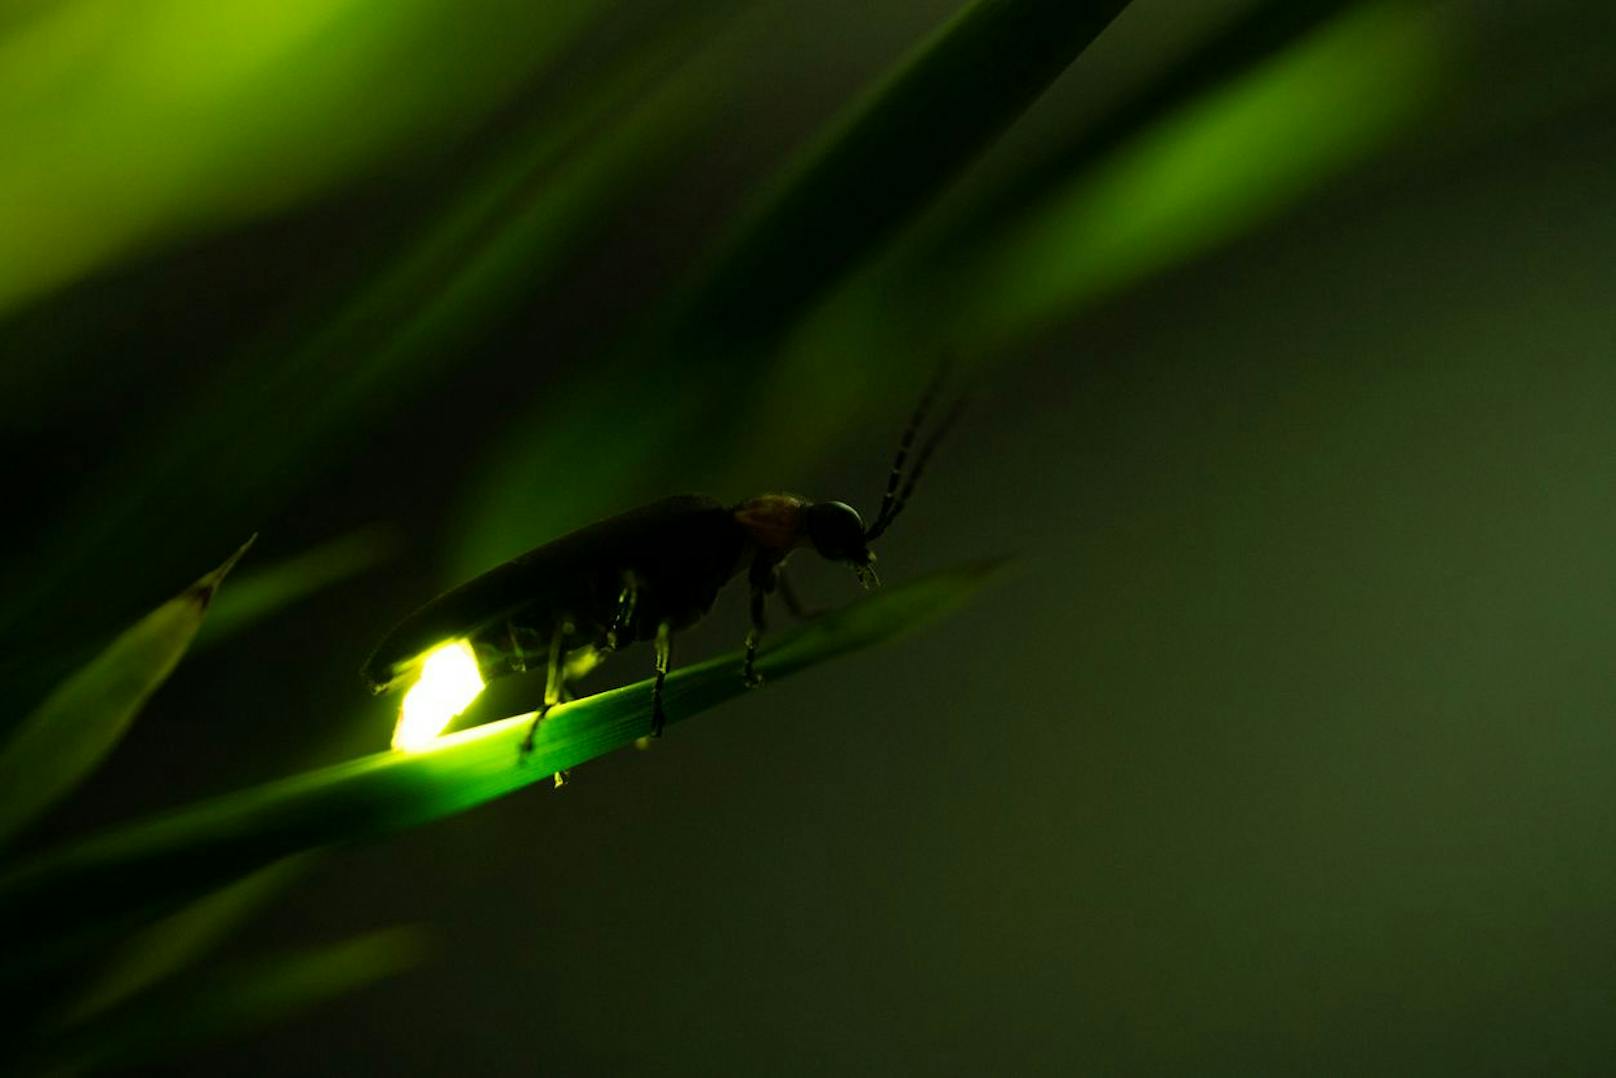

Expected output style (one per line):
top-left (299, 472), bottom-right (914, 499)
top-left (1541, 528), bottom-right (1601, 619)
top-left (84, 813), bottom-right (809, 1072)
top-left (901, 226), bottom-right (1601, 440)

top-left (362, 372), bottom-right (963, 760)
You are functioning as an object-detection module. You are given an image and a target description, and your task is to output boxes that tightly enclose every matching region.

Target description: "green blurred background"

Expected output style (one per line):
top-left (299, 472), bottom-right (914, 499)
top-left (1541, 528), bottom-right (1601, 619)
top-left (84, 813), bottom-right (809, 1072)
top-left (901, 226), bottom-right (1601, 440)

top-left (3, 0), bottom-right (1615, 1072)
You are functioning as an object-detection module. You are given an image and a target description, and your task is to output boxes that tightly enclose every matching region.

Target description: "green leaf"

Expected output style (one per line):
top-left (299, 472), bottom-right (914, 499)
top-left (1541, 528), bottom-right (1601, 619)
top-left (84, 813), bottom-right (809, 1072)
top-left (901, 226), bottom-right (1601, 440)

top-left (954, 0), bottom-right (1447, 341)
top-left (0, 1), bottom-right (738, 648)
top-left (195, 530), bottom-right (398, 648)
top-left (0, 537), bottom-right (255, 848)
top-left (661, 0), bottom-right (1134, 356)
top-left (0, 0), bottom-right (607, 320)
top-left (726, 1), bottom-right (1451, 476)
top-left (53, 855), bottom-right (312, 1029)
top-left (26, 926), bottom-right (426, 1075)
top-left (931, 0), bottom-right (1363, 260)
top-left (455, 0), bottom-right (1134, 575)
top-left (0, 560), bottom-right (1002, 963)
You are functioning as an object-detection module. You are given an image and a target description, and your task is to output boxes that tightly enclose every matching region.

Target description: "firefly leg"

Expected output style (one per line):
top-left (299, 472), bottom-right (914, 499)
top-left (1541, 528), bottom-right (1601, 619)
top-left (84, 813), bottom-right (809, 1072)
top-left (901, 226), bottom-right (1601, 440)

top-left (507, 621), bottom-right (527, 673)
top-left (544, 624), bottom-right (571, 709)
top-left (743, 557), bottom-right (774, 687)
top-left (743, 590), bottom-right (766, 688)
top-left (607, 570), bottom-right (639, 652)
top-left (651, 619), bottom-right (672, 737)
top-left (519, 621), bottom-right (571, 764)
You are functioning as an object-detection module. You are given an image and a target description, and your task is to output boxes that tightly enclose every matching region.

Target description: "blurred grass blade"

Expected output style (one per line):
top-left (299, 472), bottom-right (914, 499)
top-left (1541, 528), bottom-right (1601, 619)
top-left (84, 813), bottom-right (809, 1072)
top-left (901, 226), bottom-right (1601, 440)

top-left (744, 0), bottom-right (1451, 459)
top-left (0, 536), bottom-right (254, 848)
top-left (456, 0), bottom-right (1132, 574)
top-left (661, 0), bottom-right (1133, 355)
top-left (0, 0), bottom-right (606, 320)
top-left (958, 0), bottom-right (1447, 341)
top-left (196, 529), bottom-right (398, 648)
top-left (30, 926), bottom-right (426, 1075)
top-left (54, 855), bottom-right (311, 1029)
top-left (0, 2), bottom-right (738, 649)
top-left (936, 0), bottom-right (1362, 258)
top-left (0, 560), bottom-right (1002, 959)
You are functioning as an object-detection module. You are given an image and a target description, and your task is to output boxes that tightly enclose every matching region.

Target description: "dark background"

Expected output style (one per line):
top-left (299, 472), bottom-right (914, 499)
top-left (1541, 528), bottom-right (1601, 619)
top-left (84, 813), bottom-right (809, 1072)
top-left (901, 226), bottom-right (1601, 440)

top-left (3, 0), bottom-right (1615, 1073)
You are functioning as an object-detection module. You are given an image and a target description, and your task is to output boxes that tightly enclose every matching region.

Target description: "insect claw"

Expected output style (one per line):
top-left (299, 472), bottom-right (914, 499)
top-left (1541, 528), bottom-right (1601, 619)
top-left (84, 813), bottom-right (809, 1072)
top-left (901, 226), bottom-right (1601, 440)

top-left (650, 620), bottom-right (672, 738)
top-left (553, 769), bottom-right (571, 788)
top-left (744, 670), bottom-right (765, 689)
top-left (517, 707), bottom-right (547, 764)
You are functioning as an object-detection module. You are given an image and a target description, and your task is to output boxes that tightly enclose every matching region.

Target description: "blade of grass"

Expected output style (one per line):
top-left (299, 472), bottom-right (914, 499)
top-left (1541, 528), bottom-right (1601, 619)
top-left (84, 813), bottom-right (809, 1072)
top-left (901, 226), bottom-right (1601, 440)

top-left (24, 926), bottom-right (427, 1075)
top-left (735, 0), bottom-right (1450, 469)
top-left (934, 0), bottom-right (1362, 259)
top-left (52, 855), bottom-right (312, 1029)
top-left (455, 0), bottom-right (1133, 575)
top-left (0, 537), bottom-right (255, 848)
top-left (956, 0), bottom-right (1447, 341)
top-left (0, 1), bottom-right (739, 650)
top-left (0, 560), bottom-right (1002, 967)
top-left (0, 0), bottom-right (607, 320)
top-left (195, 529), bottom-right (398, 648)
top-left (660, 0), bottom-right (1135, 356)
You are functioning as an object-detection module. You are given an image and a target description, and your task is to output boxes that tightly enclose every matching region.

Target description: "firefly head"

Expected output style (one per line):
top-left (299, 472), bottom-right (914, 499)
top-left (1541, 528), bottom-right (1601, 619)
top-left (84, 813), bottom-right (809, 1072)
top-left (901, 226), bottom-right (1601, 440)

top-left (806, 500), bottom-right (879, 587)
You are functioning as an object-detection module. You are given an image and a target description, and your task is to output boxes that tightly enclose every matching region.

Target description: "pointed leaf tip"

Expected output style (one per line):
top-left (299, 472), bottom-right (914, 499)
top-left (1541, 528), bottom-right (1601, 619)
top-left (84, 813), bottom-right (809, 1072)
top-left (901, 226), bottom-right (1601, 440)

top-left (190, 535), bottom-right (258, 612)
top-left (0, 538), bottom-right (258, 848)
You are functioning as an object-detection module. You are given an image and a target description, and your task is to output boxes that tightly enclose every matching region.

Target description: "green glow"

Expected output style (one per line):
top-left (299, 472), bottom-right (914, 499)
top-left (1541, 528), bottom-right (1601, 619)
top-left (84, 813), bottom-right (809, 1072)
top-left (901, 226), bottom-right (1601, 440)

top-left (0, 562), bottom-right (1002, 963)
top-left (391, 641), bottom-right (484, 753)
top-left (968, 1), bottom-right (1447, 338)
top-left (0, 0), bottom-right (600, 317)
top-left (749, 1), bottom-right (1454, 490)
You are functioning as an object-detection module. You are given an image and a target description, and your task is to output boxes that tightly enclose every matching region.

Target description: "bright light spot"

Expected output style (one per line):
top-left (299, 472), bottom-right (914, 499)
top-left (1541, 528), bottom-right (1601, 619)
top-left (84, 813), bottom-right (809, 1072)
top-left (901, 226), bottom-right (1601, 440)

top-left (392, 642), bottom-right (485, 752)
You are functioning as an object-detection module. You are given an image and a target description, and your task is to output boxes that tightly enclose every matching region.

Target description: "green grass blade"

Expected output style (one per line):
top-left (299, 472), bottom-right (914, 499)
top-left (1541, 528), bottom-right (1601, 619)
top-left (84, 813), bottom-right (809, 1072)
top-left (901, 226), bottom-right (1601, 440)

top-left (956, 1), bottom-right (1447, 341)
top-left (663, 0), bottom-right (1134, 355)
top-left (0, 537), bottom-right (255, 848)
top-left (454, 0), bottom-right (1133, 575)
top-left (929, 0), bottom-right (1362, 260)
top-left (0, 3), bottom-right (736, 649)
top-left (195, 530), bottom-right (397, 648)
top-left (0, 0), bottom-right (606, 320)
top-left (26, 926), bottom-right (426, 1075)
top-left (53, 855), bottom-right (311, 1029)
top-left (751, 0), bottom-right (1450, 442)
top-left (0, 560), bottom-right (1001, 960)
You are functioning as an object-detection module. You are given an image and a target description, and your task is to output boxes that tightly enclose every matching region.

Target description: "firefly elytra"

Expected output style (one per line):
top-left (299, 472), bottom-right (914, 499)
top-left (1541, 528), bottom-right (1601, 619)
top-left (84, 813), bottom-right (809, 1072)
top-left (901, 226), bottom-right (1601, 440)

top-left (362, 371), bottom-right (964, 759)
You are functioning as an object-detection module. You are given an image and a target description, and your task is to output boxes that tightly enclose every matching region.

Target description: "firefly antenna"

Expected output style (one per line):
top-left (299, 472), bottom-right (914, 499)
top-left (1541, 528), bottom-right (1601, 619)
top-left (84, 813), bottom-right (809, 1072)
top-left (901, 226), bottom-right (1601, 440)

top-left (866, 363), bottom-right (966, 542)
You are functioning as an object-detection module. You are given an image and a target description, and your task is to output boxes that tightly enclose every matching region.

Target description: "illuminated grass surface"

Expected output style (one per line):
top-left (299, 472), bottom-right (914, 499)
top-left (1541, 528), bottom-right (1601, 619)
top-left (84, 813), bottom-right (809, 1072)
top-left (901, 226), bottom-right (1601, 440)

top-left (0, 561), bottom-right (1001, 962)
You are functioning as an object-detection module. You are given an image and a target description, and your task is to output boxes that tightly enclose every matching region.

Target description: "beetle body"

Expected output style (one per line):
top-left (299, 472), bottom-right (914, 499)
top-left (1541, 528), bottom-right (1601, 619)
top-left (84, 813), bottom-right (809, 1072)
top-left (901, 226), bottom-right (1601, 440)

top-left (363, 494), bottom-right (749, 695)
top-left (366, 369), bottom-right (962, 756)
